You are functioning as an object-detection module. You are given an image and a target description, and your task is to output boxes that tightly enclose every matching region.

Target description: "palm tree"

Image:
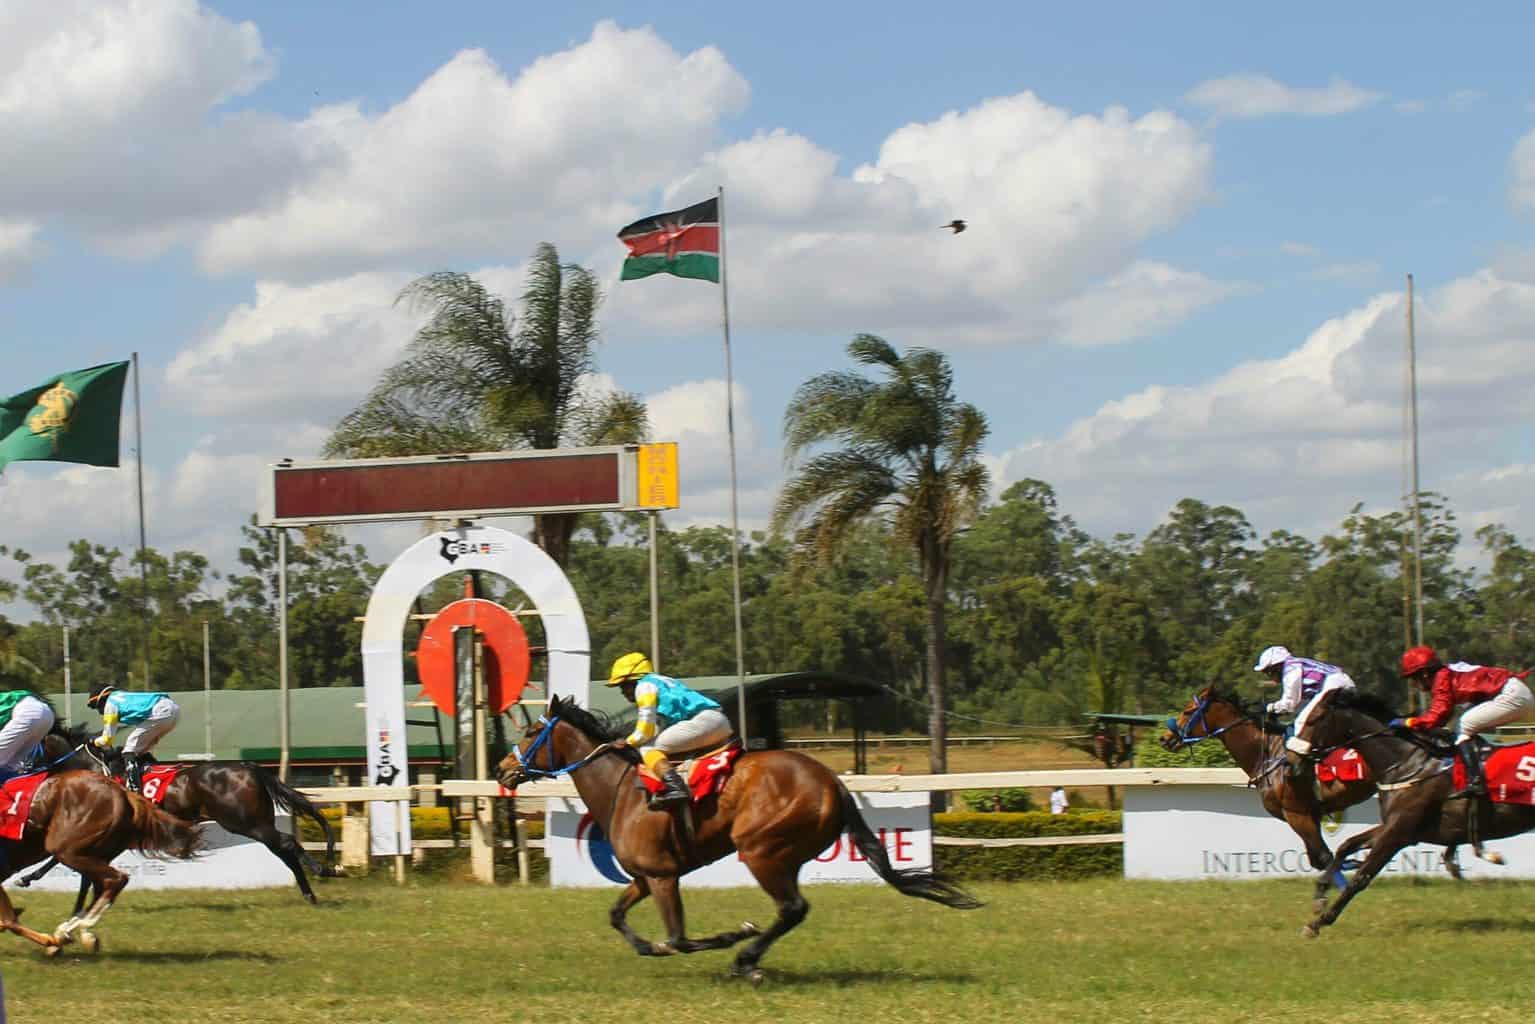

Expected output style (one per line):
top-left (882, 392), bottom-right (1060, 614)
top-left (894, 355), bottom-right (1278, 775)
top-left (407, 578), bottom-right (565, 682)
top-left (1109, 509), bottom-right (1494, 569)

top-left (326, 244), bottom-right (649, 566)
top-left (773, 335), bottom-right (990, 777)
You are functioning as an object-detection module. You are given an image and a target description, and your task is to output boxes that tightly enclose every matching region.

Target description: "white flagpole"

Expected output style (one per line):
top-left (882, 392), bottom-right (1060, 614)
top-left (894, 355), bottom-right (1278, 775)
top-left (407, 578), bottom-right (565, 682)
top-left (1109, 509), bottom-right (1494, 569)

top-left (718, 186), bottom-right (749, 747)
top-left (132, 351), bottom-right (151, 689)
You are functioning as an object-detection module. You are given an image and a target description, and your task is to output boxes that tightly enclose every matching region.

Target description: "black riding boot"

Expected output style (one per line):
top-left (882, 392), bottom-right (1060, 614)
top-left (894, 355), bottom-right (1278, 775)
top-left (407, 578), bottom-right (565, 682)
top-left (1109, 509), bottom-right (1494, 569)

top-left (123, 752), bottom-right (144, 793)
top-left (650, 768), bottom-right (691, 810)
top-left (1452, 739), bottom-right (1486, 799)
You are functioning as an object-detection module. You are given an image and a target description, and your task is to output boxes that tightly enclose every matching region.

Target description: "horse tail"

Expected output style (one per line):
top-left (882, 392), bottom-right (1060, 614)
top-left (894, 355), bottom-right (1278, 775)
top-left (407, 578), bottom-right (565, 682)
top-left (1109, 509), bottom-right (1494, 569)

top-left (253, 763), bottom-right (336, 870)
top-left (128, 792), bottom-right (202, 860)
top-left (835, 782), bottom-right (982, 910)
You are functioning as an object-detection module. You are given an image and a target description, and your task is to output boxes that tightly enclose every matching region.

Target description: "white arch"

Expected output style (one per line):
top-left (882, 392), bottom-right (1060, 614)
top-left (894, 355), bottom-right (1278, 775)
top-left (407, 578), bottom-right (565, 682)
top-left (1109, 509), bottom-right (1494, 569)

top-left (360, 523), bottom-right (590, 854)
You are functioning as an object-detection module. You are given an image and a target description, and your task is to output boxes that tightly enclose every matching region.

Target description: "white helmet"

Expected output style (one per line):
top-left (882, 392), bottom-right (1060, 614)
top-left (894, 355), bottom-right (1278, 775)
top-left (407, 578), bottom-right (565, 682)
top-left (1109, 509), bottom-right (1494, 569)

top-left (1253, 645), bottom-right (1291, 672)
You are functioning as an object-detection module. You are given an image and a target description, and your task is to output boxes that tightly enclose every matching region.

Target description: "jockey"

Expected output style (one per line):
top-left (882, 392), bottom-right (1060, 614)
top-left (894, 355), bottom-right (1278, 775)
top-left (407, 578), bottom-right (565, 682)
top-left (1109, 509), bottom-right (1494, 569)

top-left (605, 652), bottom-right (734, 810)
top-left (87, 684), bottom-right (181, 793)
top-left (1253, 645), bottom-right (1357, 757)
top-left (0, 690), bottom-right (56, 778)
top-left (1395, 646), bottom-right (1535, 798)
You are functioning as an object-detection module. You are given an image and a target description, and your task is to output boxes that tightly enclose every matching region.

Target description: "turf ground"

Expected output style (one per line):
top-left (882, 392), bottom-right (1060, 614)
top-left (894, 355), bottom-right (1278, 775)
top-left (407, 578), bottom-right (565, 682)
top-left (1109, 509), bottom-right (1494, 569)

top-left (2, 875), bottom-right (1532, 1023)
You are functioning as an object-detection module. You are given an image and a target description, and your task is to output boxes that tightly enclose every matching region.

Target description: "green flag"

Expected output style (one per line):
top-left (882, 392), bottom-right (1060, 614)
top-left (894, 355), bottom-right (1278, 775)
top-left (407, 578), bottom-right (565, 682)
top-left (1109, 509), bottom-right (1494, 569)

top-left (0, 360), bottom-right (131, 473)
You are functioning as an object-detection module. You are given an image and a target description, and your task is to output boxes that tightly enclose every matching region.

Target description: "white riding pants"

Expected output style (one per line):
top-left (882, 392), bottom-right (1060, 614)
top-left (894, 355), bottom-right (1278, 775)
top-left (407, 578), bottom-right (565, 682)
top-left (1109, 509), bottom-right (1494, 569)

top-left (0, 697), bottom-right (56, 770)
top-left (645, 709), bottom-right (733, 758)
top-left (1456, 678), bottom-right (1535, 741)
top-left (122, 698), bottom-right (181, 754)
top-left (1285, 678), bottom-right (1356, 755)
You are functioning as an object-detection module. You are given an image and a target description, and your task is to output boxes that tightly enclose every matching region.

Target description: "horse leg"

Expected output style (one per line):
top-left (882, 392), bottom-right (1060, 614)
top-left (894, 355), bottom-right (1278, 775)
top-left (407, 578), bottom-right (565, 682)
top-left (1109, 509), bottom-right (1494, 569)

top-left (1312, 827), bottom-right (1376, 909)
top-left (1302, 830), bottom-right (1408, 938)
top-left (14, 855), bottom-right (58, 888)
top-left (608, 877), bottom-right (658, 954)
top-left (248, 821), bottom-right (318, 904)
top-left (1442, 844), bottom-right (1463, 880)
top-left (640, 875), bottom-right (760, 955)
top-left (50, 854), bottom-right (127, 947)
top-left (0, 885), bottom-right (63, 950)
top-left (730, 858), bottom-right (810, 983)
top-left (1281, 806), bottom-right (1333, 871)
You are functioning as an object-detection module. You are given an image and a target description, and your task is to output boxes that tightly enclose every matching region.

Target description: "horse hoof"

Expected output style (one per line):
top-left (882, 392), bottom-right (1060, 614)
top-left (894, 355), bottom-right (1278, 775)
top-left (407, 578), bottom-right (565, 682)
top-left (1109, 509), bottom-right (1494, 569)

top-left (742, 921), bottom-right (761, 936)
top-left (1301, 923), bottom-right (1320, 940)
top-left (748, 969), bottom-right (765, 987)
top-left (1313, 898), bottom-right (1328, 915)
top-left (43, 943), bottom-right (62, 958)
top-left (1486, 852), bottom-right (1506, 866)
top-left (79, 931), bottom-right (100, 954)
top-left (648, 941), bottom-right (675, 956)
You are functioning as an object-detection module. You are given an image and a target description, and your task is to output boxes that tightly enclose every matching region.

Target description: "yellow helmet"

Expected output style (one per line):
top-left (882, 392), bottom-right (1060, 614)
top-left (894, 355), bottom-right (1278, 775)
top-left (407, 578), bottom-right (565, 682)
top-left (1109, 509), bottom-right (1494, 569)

top-left (607, 652), bottom-right (653, 686)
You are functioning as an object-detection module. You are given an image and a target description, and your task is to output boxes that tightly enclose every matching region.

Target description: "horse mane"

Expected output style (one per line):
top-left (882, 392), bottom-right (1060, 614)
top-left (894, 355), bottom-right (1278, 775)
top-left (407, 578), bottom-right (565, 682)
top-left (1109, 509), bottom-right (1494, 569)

top-left (547, 695), bottom-right (628, 743)
top-left (49, 719), bottom-right (93, 745)
top-left (1325, 689), bottom-right (1401, 722)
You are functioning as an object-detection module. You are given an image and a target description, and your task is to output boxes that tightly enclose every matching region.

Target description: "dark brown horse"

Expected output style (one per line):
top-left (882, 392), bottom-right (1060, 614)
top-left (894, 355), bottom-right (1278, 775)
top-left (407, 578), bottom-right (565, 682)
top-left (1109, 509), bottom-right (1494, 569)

top-left (0, 765), bottom-right (201, 954)
top-left (1289, 689), bottom-right (1535, 937)
top-left (496, 697), bottom-right (980, 982)
top-left (1161, 686), bottom-right (1386, 873)
top-left (19, 726), bottom-right (339, 905)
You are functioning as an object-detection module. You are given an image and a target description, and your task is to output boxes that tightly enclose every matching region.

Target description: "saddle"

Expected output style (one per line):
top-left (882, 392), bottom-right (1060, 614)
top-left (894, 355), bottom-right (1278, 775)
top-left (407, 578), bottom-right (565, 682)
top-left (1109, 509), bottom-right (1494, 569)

top-left (634, 741), bottom-right (743, 805)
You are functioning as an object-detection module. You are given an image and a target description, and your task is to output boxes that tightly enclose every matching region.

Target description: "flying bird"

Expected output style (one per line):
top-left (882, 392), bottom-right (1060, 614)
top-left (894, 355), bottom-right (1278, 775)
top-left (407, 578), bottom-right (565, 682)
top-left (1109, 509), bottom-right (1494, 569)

top-left (942, 219), bottom-right (967, 234)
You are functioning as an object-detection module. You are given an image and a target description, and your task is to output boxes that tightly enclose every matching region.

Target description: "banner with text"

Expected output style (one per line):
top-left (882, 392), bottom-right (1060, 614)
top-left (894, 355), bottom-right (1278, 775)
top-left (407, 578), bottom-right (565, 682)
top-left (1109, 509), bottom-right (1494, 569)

top-left (545, 791), bottom-right (931, 888)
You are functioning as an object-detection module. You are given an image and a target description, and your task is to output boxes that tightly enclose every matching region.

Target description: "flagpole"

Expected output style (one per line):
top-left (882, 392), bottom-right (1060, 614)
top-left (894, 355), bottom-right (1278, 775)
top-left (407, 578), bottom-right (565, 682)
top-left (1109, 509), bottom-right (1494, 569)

top-left (132, 351), bottom-right (151, 690)
top-left (718, 186), bottom-right (749, 748)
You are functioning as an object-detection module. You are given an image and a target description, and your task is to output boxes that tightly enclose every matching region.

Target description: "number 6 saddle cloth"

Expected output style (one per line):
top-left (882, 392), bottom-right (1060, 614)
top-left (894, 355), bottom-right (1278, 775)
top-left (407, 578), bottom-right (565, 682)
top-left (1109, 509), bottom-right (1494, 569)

top-left (636, 742), bottom-right (743, 804)
top-left (112, 764), bottom-right (183, 805)
top-left (1452, 742), bottom-right (1535, 804)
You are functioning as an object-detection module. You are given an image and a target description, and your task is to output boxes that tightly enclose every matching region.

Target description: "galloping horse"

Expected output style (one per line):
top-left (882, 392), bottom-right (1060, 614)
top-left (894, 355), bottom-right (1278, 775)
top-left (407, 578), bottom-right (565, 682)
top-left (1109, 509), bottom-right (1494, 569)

top-left (1289, 689), bottom-right (1535, 937)
top-left (497, 697), bottom-right (981, 982)
top-left (0, 761), bottom-right (201, 954)
top-left (1163, 686), bottom-right (1390, 873)
top-left (19, 725), bottom-right (339, 905)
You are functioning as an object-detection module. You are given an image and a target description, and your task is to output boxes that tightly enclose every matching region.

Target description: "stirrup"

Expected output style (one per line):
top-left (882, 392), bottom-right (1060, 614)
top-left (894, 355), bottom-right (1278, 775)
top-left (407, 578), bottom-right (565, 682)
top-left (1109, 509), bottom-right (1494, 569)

top-left (649, 786), bottom-right (690, 810)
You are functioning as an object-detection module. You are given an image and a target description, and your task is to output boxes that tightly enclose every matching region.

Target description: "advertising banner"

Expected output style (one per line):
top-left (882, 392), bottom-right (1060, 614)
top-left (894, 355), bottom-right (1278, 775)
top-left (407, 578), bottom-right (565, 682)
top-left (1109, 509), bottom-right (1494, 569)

top-left (545, 791), bottom-right (931, 888)
top-left (13, 819), bottom-right (297, 891)
top-left (1125, 784), bottom-right (1535, 879)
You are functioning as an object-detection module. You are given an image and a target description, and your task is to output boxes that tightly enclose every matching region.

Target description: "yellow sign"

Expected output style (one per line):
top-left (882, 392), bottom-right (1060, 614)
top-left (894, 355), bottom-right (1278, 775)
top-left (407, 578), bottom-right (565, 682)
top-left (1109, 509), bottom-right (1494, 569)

top-left (636, 442), bottom-right (679, 509)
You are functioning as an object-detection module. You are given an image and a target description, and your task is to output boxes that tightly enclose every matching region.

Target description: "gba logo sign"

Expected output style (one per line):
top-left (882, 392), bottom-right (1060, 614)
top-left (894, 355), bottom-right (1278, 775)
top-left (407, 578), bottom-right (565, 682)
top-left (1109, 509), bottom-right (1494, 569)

top-left (576, 812), bottom-right (630, 884)
top-left (439, 536), bottom-right (507, 565)
top-left (373, 725), bottom-right (400, 785)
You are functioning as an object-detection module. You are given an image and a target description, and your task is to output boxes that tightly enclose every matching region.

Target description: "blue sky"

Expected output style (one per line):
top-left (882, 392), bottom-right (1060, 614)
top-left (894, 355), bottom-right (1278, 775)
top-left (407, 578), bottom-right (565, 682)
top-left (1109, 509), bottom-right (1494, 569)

top-left (4, 2), bottom-right (1535, 597)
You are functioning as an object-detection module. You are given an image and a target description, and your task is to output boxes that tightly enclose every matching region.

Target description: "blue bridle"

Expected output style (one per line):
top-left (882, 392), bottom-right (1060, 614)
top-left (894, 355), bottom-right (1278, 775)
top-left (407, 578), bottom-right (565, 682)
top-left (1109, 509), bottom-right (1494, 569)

top-left (1164, 692), bottom-right (1251, 748)
top-left (508, 716), bottom-right (616, 781)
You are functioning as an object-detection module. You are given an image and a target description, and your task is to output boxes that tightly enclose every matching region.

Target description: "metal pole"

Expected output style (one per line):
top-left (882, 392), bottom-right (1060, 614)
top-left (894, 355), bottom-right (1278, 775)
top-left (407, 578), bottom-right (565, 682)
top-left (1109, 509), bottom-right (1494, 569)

top-left (62, 624), bottom-right (71, 727)
top-left (132, 351), bottom-right (151, 689)
top-left (278, 528), bottom-right (291, 782)
top-left (718, 185), bottom-right (749, 748)
top-left (648, 512), bottom-right (661, 672)
top-left (1407, 274), bottom-right (1425, 647)
top-left (203, 619), bottom-right (212, 755)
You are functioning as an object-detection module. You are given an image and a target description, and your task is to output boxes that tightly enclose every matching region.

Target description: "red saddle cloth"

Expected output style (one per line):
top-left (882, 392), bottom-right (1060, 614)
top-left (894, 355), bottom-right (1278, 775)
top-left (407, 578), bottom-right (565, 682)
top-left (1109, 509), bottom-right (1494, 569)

top-left (1316, 747), bottom-right (1371, 784)
top-left (639, 744), bottom-right (743, 804)
top-left (0, 772), bottom-right (49, 841)
top-left (1453, 743), bottom-right (1535, 804)
top-left (112, 765), bottom-right (182, 805)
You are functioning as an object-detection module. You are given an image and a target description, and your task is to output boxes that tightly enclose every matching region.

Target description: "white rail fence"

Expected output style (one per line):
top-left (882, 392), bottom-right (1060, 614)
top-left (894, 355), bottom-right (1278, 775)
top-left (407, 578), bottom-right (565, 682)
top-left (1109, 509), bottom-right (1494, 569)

top-left (295, 768), bottom-right (1243, 881)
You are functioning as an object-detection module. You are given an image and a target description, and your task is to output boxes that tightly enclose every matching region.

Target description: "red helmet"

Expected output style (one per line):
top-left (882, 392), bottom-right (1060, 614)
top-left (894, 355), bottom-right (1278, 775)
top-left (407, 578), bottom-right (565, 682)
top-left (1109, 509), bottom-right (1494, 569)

top-left (1400, 646), bottom-right (1438, 677)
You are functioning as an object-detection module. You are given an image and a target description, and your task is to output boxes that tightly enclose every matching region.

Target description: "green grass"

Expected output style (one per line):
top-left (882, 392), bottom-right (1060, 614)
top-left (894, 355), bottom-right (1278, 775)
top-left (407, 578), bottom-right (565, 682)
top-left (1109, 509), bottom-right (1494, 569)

top-left (3, 875), bottom-right (1533, 1023)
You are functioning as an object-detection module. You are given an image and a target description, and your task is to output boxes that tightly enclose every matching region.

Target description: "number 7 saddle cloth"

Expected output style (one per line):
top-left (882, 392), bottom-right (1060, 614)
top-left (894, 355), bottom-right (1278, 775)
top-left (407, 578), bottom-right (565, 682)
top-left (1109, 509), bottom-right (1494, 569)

top-left (636, 742), bottom-right (743, 804)
top-left (1452, 742), bottom-right (1535, 804)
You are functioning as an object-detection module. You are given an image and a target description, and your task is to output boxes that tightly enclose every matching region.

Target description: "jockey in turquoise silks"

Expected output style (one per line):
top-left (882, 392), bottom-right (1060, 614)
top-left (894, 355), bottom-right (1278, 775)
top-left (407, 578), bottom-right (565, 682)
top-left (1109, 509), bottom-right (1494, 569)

top-left (87, 684), bottom-right (181, 793)
top-left (605, 652), bottom-right (734, 810)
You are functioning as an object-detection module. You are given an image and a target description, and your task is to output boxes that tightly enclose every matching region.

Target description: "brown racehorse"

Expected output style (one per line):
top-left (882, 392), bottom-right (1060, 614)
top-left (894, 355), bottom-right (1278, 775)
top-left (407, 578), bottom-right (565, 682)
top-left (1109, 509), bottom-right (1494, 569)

top-left (19, 726), bottom-right (339, 906)
top-left (1162, 686), bottom-right (1383, 873)
top-left (0, 764), bottom-right (201, 955)
top-left (496, 697), bottom-right (981, 982)
top-left (1290, 688), bottom-right (1535, 938)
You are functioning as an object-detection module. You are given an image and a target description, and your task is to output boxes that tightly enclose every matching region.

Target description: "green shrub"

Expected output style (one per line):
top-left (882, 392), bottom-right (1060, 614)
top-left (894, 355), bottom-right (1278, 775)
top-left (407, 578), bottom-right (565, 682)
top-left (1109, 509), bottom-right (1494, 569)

top-left (959, 787), bottom-right (1035, 812)
top-left (1135, 733), bottom-right (1238, 768)
top-left (933, 809), bottom-right (1122, 881)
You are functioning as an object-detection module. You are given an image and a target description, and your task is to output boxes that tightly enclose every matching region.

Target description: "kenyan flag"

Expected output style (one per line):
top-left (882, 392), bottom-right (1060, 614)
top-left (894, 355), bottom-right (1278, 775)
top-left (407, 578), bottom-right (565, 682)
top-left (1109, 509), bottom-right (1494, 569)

top-left (617, 197), bottom-right (719, 283)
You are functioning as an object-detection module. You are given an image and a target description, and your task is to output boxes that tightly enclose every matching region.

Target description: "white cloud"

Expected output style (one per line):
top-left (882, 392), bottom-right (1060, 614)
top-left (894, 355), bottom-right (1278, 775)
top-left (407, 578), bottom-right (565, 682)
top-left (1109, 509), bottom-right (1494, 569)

top-left (0, 220), bottom-right (40, 282)
top-left (612, 94), bottom-right (1219, 343)
top-left (163, 271), bottom-right (419, 420)
top-left (1052, 261), bottom-right (1246, 346)
top-left (1184, 74), bottom-right (1384, 119)
top-left (0, 0), bottom-right (300, 247)
top-left (198, 22), bottom-right (749, 277)
top-left (989, 271), bottom-right (1535, 542)
top-left (643, 378), bottom-right (775, 531)
top-left (1512, 128), bottom-right (1535, 213)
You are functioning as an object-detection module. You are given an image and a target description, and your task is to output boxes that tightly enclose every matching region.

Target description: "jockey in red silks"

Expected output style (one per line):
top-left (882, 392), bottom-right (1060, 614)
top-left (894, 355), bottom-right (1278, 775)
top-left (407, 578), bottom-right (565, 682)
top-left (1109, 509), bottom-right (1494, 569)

top-left (1253, 645), bottom-right (1357, 759)
top-left (1396, 646), bottom-right (1535, 798)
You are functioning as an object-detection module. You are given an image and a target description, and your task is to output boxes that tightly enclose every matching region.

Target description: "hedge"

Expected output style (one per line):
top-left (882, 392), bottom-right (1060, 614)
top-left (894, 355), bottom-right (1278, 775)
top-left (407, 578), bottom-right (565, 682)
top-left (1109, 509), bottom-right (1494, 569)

top-left (933, 810), bottom-right (1122, 881)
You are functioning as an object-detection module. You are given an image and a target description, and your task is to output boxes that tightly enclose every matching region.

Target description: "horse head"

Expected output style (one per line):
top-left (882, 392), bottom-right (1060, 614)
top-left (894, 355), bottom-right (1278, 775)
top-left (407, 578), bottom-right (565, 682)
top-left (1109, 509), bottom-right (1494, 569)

top-left (1160, 685), bottom-right (1252, 751)
top-left (41, 721), bottom-right (112, 774)
top-left (495, 696), bottom-right (633, 789)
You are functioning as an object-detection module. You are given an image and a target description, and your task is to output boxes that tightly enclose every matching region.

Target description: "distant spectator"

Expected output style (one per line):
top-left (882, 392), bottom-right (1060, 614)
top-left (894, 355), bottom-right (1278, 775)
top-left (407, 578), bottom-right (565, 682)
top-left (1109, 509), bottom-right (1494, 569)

top-left (1050, 786), bottom-right (1069, 815)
